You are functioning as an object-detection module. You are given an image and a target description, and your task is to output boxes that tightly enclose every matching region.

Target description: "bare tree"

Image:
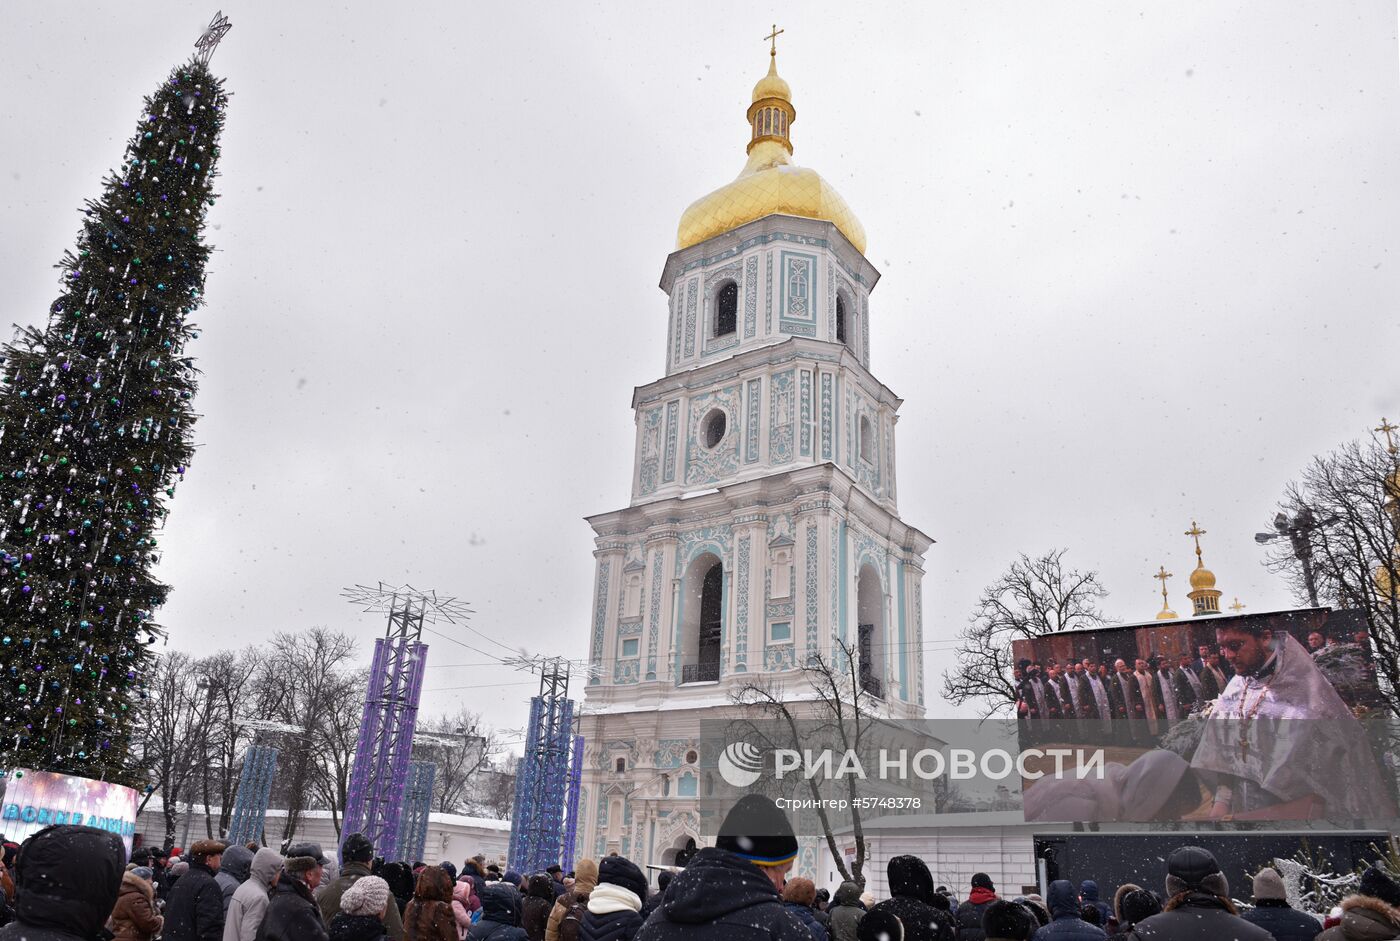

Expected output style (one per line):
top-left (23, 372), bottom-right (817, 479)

top-left (941, 549), bottom-right (1108, 718)
top-left (136, 651), bottom-right (215, 848)
top-left (193, 648), bottom-right (264, 837)
top-left (1270, 435), bottom-right (1400, 719)
top-left (476, 753), bottom-right (518, 820)
top-left (413, 708), bottom-right (496, 814)
top-left (731, 636), bottom-right (884, 888)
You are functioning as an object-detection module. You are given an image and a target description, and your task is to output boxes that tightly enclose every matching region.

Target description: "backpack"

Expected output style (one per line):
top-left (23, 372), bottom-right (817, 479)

top-left (559, 897), bottom-right (588, 941)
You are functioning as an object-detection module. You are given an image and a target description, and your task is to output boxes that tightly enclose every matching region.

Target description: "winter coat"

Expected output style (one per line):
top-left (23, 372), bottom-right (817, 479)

top-left (955, 887), bottom-right (1000, 941)
top-left (0, 825), bottom-right (117, 941)
top-left (405, 868), bottom-right (459, 941)
top-left (110, 871), bottom-right (165, 941)
top-left (632, 847), bottom-right (816, 941)
top-left (829, 882), bottom-right (865, 941)
top-left (547, 860), bottom-right (597, 941)
top-left (868, 856), bottom-right (954, 941)
top-left (224, 848), bottom-right (282, 941)
top-left (215, 846), bottom-right (256, 915)
top-left (256, 876), bottom-right (330, 941)
top-left (1032, 881), bottom-right (1106, 941)
top-left (322, 862), bottom-right (407, 941)
top-left (166, 859), bottom-right (227, 941)
top-left (1240, 898), bottom-right (1321, 941)
top-left (452, 880), bottom-right (481, 940)
top-left (523, 876), bottom-right (556, 941)
top-left (1316, 894), bottom-right (1400, 941)
top-left (578, 882), bottom-right (643, 941)
top-left (784, 901), bottom-right (829, 941)
top-left (330, 913), bottom-right (393, 941)
top-left (1078, 882), bottom-right (1111, 926)
top-left (467, 885), bottom-right (528, 941)
top-left (1124, 892), bottom-right (1273, 941)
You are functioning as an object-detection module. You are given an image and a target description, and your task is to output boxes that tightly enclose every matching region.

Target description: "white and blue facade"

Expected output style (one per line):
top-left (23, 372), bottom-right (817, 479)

top-left (576, 211), bottom-right (933, 879)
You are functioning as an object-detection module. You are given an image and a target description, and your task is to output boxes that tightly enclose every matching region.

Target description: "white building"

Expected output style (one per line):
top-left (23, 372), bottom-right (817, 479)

top-left (576, 46), bottom-right (933, 881)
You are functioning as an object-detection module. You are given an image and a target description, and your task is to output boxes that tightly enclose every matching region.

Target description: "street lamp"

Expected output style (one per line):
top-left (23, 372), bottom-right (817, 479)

top-left (1255, 508), bottom-right (1337, 607)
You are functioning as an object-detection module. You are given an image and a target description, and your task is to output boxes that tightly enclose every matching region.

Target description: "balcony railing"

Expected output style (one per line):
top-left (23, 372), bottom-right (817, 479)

top-left (860, 673), bottom-right (883, 699)
top-left (681, 661), bottom-right (721, 684)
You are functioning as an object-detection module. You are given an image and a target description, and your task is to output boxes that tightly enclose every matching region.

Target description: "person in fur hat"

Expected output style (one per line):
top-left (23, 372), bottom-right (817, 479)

top-left (256, 843), bottom-right (329, 941)
top-left (1123, 846), bottom-right (1271, 941)
top-left (1240, 867), bottom-right (1320, 941)
top-left (1316, 865), bottom-right (1400, 941)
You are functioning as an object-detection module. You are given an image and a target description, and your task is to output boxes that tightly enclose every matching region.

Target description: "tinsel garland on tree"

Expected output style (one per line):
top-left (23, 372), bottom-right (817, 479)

top-left (0, 57), bottom-right (229, 782)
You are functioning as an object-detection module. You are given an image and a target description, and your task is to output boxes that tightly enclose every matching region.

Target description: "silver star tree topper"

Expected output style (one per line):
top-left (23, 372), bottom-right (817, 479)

top-left (193, 11), bottom-right (232, 67)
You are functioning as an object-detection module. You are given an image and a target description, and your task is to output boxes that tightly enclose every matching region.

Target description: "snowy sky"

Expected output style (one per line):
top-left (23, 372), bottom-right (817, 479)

top-left (2, 2), bottom-right (1398, 741)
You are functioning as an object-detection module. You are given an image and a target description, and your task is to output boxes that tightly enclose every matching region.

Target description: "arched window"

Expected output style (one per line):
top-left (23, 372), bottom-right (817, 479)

top-left (679, 553), bottom-right (724, 684)
top-left (859, 415), bottom-right (874, 463)
top-left (614, 756), bottom-right (626, 773)
top-left (702, 408), bottom-right (727, 449)
top-left (836, 295), bottom-right (848, 345)
top-left (715, 281), bottom-right (738, 337)
top-left (857, 565), bottom-right (885, 699)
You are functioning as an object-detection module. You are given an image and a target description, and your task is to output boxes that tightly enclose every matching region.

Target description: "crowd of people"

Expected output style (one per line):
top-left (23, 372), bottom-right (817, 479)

top-left (0, 794), bottom-right (1396, 941)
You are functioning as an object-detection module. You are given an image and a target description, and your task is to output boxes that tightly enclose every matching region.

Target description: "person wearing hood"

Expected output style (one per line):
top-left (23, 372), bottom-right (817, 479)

top-left (330, 876), bottom-right (394, 941)
top-left (522, 874), bottom-right (556, 941)
top-left (111, 866), bottom-right (165, 941)
top-left (1030, 881), bottom-right (1104, 941)
top-left (467, 884), bottom-right (527, 941)
top-left (1077, 882), bottom-right (1109, 926)
top-left (1316, 864), bottom-right (1400, 941)
top-left (404, 867), bottom-right (458, 941)
top-left (868, 855), bottom-right (954, 941)
top-left (0, 825), bottom-right (125, 941)
top-left (955, 874), bottom-right (1000, 941)
top-left (636, 870), bottom-right (671, 925)
top-left (224, 847), bottom-right (284, 941)
top-left (546, 858), bottom-right (596, 941)
top-left (781, 878), bottom-right (829, 941)
top-left (633, 794), bottom-right (813, 941)
top-left (256, 843), bottom-right (330, 941)
top-left (322, 835), bottom-right (406, 941)
top-left (858, 909), bottom-right (905, 941)
top-left (167, 839), bottom-right (230, 941)
top-left (214, 845), bottom-right (254, 915)
top-left (578, 856), bottom-right (645, 941)
top-left (829, 881), bottom-right (866, 941)
top-left (1123, 846), bottom-right (1271, 941)
top-left (1239, 868), bottom-right (1317, 941)
top-left (983, 900), bottom-right (1037, 941)
top-left (452, 879), bottom-right (482, 940)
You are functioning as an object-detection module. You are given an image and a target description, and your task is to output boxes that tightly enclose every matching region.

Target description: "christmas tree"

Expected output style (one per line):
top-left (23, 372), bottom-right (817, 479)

top-left (0, 17), bottom-right (231, 782)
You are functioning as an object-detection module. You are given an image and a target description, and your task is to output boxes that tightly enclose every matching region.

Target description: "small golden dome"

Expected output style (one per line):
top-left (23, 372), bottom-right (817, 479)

top-left (675, 49), bottom-right (867, 254)
top-left (1189, 564), bottom-right (1216, 591)
top-left (1156, 607), bottom-right (1179, 621)
top-left (752, 56), bottom-right (791, 104)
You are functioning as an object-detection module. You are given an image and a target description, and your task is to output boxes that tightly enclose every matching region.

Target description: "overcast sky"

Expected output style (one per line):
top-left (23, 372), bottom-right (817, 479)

top-left (3, 2), bottom-right (1398, 739)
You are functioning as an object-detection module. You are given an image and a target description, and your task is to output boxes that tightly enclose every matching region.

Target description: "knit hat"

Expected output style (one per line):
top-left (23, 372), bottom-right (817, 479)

top-left (440, 861), bottom-right (458, 881)
top-left (982, 899), bottom-right (1035, 940)
top-left (1359, 865), bottom-right (1400, 908)
top-left (1165, 846), bottom-right (1228, 898)
top-left (857, 908), bottom-right (905, 941)
top-left (971, 872), bottom-right (995, 891)
top-left (131, 866), bottom-right (154, 881)
top-left (1252, 868), bottom-right (1287, 902)
top-left (342, 875), bottom-right (391, 917)
top-left (189, 839), bottom-right (227, 857)
top-left (597, 856), bottom-right (647, 901)
top-left (715, 794), bottom-right (798, 868)
top-left (1118, 889), bottom-right (1162, 926)
top-left (341, 833), bottom-right (375, 864)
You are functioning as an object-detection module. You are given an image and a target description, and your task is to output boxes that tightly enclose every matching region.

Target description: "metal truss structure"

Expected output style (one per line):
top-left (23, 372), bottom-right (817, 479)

top-left (508, 658), bottom-right (576, 872)
top-left (561, 733), bottom-right (585, 871)
top-left (341, 583), bottom-right (468, 859)
top-left (226, 743), bottom-right (278, 845)
top-left (397, 760), bottom-right (437, 864)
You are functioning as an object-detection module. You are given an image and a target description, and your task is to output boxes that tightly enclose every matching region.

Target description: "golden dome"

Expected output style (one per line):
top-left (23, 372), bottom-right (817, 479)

top-left (1189, 564), bottom-right (1216, 591)
top-left (675, 51), bottom-right (867, 254)
top-left (1156, 607), bottom-right (1179, 621)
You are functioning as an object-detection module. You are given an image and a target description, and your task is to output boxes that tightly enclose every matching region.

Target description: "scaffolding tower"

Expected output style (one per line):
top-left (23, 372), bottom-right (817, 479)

top-left (508, 657), bottom-right (576, 872)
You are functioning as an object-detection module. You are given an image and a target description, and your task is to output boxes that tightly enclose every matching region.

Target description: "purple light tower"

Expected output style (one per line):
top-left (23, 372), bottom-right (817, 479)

top-left (341, 583), bottom-right (470, 859)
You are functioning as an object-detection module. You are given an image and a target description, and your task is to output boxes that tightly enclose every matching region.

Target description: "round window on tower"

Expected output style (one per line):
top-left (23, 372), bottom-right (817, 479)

top-left (685, 749), bottom-right (698, 765)
top-left (702, 408), bottom-right (727, 449)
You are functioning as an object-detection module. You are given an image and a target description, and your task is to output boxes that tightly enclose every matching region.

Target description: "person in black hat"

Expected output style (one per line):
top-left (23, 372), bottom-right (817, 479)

top-left (1316, 864), bottom-right (1400, 941)
top-left (633, 794), bottom-right (813, 941)
top-left (0, 824), bottom-right (124, 941)
top-left (857, 909), bottom-right (905, 941)
top-left (166, 839), bottom-right (228, 941)
top-left (579, 856), bottom-right (646, 941)
top-left (1124, 845), bottom-right (1271, 941)
top-left (981, 899), bottom-right (1036, 941)
top-left (256, 842), bottom-right (329, 941)
top-left (954, 874), bottom-right (998, 941)
top-left (867, 855), bottom-right (953, 941)
top-left (319, 834), bottom-right (404, 940)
